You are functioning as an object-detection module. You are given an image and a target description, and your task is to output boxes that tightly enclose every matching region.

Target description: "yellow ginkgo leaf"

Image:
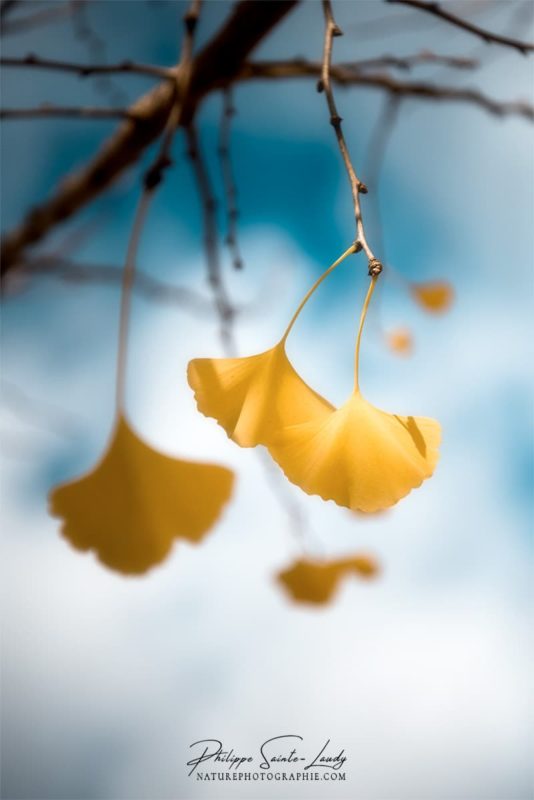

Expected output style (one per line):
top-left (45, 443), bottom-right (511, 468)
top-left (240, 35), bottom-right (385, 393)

top-left (268, 277), bottom-right (441, 512)
top-left (187, 245), bottom-right (356, 447)
top-left (411, 280), bottom-right (454, 313)
top-left (386, 327), bottom-right (413, 356)
top-left (269, 392), bottom-right (440, 512)
top-left (277, 555), bottom-right (379, 605)
top-left (188, 342), bottom-right (333, 447)
top-left (49, 415), bottom-right (234, 575)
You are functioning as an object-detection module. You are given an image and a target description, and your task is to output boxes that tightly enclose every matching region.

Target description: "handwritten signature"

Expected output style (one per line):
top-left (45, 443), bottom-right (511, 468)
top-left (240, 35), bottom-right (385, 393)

top-left (187, 735), bottom-right (347, 776)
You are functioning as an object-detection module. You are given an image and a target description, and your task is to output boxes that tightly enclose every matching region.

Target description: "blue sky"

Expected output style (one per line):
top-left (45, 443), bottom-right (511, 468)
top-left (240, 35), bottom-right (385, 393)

top-left (1, 2), bottom-right (533, 799)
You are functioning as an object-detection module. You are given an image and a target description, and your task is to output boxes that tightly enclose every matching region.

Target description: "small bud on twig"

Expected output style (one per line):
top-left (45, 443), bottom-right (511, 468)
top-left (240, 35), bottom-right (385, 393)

top-left (368, 258), bottom-right (383, 277)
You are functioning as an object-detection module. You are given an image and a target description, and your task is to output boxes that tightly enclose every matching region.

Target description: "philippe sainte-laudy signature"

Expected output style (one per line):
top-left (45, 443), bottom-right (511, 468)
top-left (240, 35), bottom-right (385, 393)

top-left (187, 735), bottom-right (347, 776)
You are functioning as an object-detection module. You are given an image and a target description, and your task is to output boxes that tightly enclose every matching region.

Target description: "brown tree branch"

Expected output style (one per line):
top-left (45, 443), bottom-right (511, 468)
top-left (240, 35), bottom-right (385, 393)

top-left (241, 60), bottom-right (534, 120)
top-left (188, 122), bottom-right (309, 545)
top-left (386, 0), bottom-right (534, 54)
top-left (320, 0), bottom-right (378, 268)
top-left (114, 0), bottom-right (202, 412)
top-left (69, 0), bottom-right (129, 106)
top-left (345, 1), bottom-right (492, 43)
top-left (186, 125), bottom-right (236, 354)
top-left (0, 0), bottom-right (298, 282)
top-left (0, 2), bottom-right (75, 36)
top-left (18, 256), bottom-right (215, 315)
top-left (218, 88), bottom-right (244, 271)
top-left (0, 105), bottom-right (136, 121)
top-left (0, 54), bottom-right (174, 80)
top-left (352, 51), bottom-right (478, 71)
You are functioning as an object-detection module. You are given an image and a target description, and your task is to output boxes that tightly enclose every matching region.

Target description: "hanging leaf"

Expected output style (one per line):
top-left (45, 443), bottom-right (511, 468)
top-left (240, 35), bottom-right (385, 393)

top-left (49, 416), bottom-right (234, 575)
top-left (386, 327), bottom-right (413, 356)
top-left (277, 555), bottom-right (379, 605)
top-left (188, 343), bottom-right (333, 448)
top-left (411, 281), bottom-right (454, 313)
top-left (268, 392), bottom-right (440, 512)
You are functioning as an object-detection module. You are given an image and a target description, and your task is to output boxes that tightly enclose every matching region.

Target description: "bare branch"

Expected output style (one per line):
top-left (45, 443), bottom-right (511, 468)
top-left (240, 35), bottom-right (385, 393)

top-left (16, 256), bottom-right (215, 315)
top-left (386, 0), bottom-right (534, 54)
top-left (190, 117), bottom-right (310, 547)
top-left (345, 1), bottom-right (493, 43)
top-left (0, 54), bottom-right (174, 80)
top-left (0, 2), bottom-right (74, 36)
top-left (0, 0), bottom-right (298, 281)
top-left (69, 0), bottom-right (129, 106)
top-left (319, 0), bottom-right (378, 267)
top-left (352, 50), bottom-right (479, 71)
top-left (187, 125), bottom-right (236, 354)
top-left (0, 105), bottom-right (136, 121)
top-left (114, 0), bottom-right (202, 413)
top-left (219, 88), bottom-right (244, 271)
top-left (241, 60), bottom-right (534, 120)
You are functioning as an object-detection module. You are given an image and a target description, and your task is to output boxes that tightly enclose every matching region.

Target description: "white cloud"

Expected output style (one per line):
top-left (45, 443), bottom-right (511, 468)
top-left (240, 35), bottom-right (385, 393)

top-left (2, 225), bottom-right (532, 799)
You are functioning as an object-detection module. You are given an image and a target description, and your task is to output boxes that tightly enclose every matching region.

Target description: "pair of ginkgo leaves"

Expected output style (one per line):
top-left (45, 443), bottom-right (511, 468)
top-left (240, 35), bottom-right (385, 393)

top-left (49, 244), bottom-right (443, 583)
top-left (187, 244), bottom-right (441, 510)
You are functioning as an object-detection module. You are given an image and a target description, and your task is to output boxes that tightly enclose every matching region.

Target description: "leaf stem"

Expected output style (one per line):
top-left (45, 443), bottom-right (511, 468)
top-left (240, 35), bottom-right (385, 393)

top-left (281, 243), bottom-right (356, 343)
top-left (354, 277), bottom-right (377, 393)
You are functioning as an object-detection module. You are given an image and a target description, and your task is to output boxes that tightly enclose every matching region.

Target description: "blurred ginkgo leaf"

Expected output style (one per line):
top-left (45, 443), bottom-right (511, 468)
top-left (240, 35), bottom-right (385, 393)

top-left (386, 327), bottom-right (413, 356)
top-left (277, 555), bottom-right (379, 605)
top-left (410, 280), bottom-right (454, 313)
top-left (49, 415), bottom-right (234, 575)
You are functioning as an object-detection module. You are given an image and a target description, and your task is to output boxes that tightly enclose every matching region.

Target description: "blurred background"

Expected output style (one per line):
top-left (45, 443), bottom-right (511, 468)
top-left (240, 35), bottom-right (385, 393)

top-left (1, 1), bottom-right (533, 798)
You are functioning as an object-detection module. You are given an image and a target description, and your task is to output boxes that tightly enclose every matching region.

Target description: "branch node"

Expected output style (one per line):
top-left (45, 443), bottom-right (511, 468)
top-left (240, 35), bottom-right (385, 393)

top-left (143, 155), bottom-right (173, 190)
top-left (368, 258), bottom-right (383, 277)
top-left (183, 11), bottom-right (198, 35)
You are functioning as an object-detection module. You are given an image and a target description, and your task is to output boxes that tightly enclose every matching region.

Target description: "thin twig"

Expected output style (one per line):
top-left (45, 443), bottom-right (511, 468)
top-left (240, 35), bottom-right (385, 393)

top-left (345, 1), bottom-right (495, 42)
top-left (0, 105), bottom-right (136, 121)
top-left (241, 60), bottom-right (534, 120)
top-left (257, 449), bottom-right (309, 547)
top-left (319, 0), bottom-right (378, 268)
top-left (0, 55), bottom-right (174, 80)
top-left (447, 0), bottom-right (534, 74)
top-left (69, 0), bottom-right (129, 106)
top-left (218, 88), bottom-right (244, 271)
top-left (115, 0), bottom-right (202, 414)
top-left (190, 113), bottom-right (311, 548)
top-left (17, 256), bottom-right (215, 315)
top-left (351, 51), bottom-right (478, 71)
top-left (386, 0), bottom-right (534, 54)
top-left (0, 2), bottom-right (74, 35)
top-left (186, 125), bottom-right (237, 354)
